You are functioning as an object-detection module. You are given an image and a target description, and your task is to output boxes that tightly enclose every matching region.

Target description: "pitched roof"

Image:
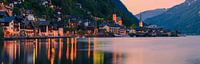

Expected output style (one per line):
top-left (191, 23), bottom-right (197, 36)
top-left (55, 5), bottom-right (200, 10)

top-left (108, 21), bottom-right (120, 27)
top-left (38, 21), bottom-right (50, 26)
top-left (50, 21), bottom-right (64, 27)
top-left (0, 11), bottom-right (7, 17)
top-left (116, 17), bottom-right (122, 21)
top-left (99, 22), bottom-right (109, 27)
top-left (0, 16), bottom-right (15, 23)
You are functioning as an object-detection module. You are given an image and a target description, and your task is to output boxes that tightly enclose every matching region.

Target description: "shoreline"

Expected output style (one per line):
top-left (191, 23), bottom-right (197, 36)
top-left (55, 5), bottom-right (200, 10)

top-left (2, 35), bottom-right (184, 40)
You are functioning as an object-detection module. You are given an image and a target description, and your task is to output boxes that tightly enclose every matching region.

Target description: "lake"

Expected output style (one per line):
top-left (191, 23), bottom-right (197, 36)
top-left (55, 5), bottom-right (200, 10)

top-left (0, 36), bottom-right (200, 64)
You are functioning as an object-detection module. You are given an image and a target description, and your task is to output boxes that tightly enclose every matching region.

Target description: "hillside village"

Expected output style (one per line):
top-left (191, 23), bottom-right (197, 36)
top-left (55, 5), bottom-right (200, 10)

top-left (0, 1), bottom-right (179, 38)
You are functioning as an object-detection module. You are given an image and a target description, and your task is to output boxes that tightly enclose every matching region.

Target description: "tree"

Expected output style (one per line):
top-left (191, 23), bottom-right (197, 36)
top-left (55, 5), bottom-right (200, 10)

top-left (130, 24), bottom-right (137, 29)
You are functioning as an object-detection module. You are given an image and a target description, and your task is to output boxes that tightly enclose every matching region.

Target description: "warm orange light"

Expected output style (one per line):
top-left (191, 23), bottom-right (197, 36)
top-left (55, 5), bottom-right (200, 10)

top-left (88, 38), bottom-right (91, 58)
top-left (74, 38), bottom-right (77, 60)
top-left (36, 39), bottom-right (38, 58)
top-left (93, 38), bottom-right (97, 64)
top-left (33, 48), bottom-right (36, 64)
top-left (112, 13), bottom-right (117, 23)
top-left (14, 40), bottom-right (17, 60)
top-left (70, 38), bottom-right (74, 61)
top-left (51, 48), bottom-right (55, 64)
top-left (139, 20), bottom-right (143, 28)
top-left (59, 38), bottom-right (62, 60)
top-left (66, 38), bottom-right (69, 60)
top-left (48, 39), bottom-right (51, 60)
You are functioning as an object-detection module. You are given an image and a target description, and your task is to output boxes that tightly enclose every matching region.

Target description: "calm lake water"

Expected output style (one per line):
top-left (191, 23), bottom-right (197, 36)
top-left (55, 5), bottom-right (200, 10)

top-left (0, 36), bottom-right (200, 64)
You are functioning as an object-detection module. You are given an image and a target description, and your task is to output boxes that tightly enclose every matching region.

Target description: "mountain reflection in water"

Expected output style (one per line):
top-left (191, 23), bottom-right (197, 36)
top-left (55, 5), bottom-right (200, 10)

top-left (0, 38), bottom-right (122, 64)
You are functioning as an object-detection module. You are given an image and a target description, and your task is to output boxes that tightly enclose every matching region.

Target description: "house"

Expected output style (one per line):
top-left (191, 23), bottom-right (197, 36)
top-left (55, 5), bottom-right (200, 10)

top-left (0, 2), bottom-right (13, 16)
top-left (98, 23), bottom-right (110, 32)
top-left (108, 21), bottom-right (121, 34)
top-left (67, 19), bottom-right (81, 28)
top-left (0, 16), bottom-right (15, 37)
top-left (38, 21), bottom-right (50, 36)
top-left (85, 20), bottom-right (97, 36)
top-left (13, 17), bottom-right (21, 36)
top-left (49, 22), bottom-right (58, 36)
top-left (49, 21), bottom-right (64, 36)
top-left (119, 26), bottom-right (127, 36)
top-left (0, 2), bottom-right (20, 37)
top-left (116, 17), bottom-right (123, 26)
top-left (112, 13), bottom-right (123, 26)
top-left (20, 20), bottom-right (35, 37)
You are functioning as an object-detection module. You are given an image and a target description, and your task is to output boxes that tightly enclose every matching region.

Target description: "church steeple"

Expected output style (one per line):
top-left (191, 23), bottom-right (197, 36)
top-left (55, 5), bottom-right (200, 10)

top-left (139, 14), bottom-right (143, 28)
top-left (112, 13), bottom-right (117, 23)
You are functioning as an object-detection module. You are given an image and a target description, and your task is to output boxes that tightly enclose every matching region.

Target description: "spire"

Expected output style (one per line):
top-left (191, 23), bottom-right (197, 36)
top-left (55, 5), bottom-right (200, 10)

top-left (112, 13), bottom-right (117, 23)
top-left (139, 13), bottom-right (143, 27)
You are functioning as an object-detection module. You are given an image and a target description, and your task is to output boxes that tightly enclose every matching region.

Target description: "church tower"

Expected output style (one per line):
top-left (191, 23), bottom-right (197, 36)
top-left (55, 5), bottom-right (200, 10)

top-left (112, 13), bottom-right (117, 23)
top-left (139, 14), bottom-right (143, 28)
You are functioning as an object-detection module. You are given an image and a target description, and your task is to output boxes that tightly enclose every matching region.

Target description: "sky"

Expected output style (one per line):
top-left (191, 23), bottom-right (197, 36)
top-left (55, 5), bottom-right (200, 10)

top-left (121, 0), bottom-right (185, 14)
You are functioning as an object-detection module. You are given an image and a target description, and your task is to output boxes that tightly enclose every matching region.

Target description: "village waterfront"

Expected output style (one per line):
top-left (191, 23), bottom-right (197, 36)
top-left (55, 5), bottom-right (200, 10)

top-left (0, 2), bottom-right (179, 39)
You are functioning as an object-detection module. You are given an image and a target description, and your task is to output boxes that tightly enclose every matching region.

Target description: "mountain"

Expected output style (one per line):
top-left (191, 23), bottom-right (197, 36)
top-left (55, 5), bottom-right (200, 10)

top-left (145, 0), bottom-right (200, 34)
top-left (136, 8), bottom-right (167, 21)
top-left (2, 0), bottom-right (139, 26)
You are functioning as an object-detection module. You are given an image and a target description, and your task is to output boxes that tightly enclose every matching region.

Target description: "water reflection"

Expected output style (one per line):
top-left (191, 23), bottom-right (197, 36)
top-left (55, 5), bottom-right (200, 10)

top-left (0, 38), bottom-right (120, 64)
top-left (2, 37), bottom-right (200, 64)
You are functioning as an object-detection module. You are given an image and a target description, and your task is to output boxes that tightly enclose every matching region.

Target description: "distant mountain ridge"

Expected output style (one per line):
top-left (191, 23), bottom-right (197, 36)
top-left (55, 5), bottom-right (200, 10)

top-left (146, 0), bottom-right (200, 34)
top-left (136, 8), bottom-right (167, 21)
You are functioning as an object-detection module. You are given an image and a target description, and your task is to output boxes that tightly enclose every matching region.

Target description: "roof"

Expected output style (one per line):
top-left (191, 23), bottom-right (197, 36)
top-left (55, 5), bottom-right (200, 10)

top-left (0, 16), bottom-right (15, 23)
top-left (120, 26), bottom-right (126, 29)
top-left (110, 23), bottom-right (121, 27)
top-left (38, 21), bottom-right (50, 26)
top-left (108, 21), bottom-right (121, 27)
top-left (98, 22), bottom-right (109, 27)
top-left (135, 27), bottom-right (146, 30)
top-left (50, 21), bottom-right (64, 27)
top-left (98, 21), bottom-right (121, 27)
top-left (0, 11), bottom-right (7, 17)
top-left (116, 17), bottom-right (122, 21)
top-left (21, 20), bottom-right (31, 26)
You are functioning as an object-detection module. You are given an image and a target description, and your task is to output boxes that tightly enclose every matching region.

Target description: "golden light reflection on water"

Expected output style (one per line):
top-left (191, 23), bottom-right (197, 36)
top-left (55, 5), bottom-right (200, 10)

top-left (35, 39), bottom-right (38, 59)
top-left (93, 38), bottom-right (105, 64)
top-left (14, 40), bottom-right (17, 60)
top-left (88, 38), bottom-right (91, 58)
top-left (33, 46), bottom-right (36, 64)
top-left (74, 38), bottom-right (77, 59)
top-left (48, 39), bottom-right (51, 60)
top-left (70, 38), bottom-right (74, 61)
top-left (50, 48), bottom-right (55, 64)
top-left (1, 37), bottom-right (124, 64)
top-left (66, 38), bottom-right (69, 60)
top-left (59, 38), bottom-right (63, 60)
